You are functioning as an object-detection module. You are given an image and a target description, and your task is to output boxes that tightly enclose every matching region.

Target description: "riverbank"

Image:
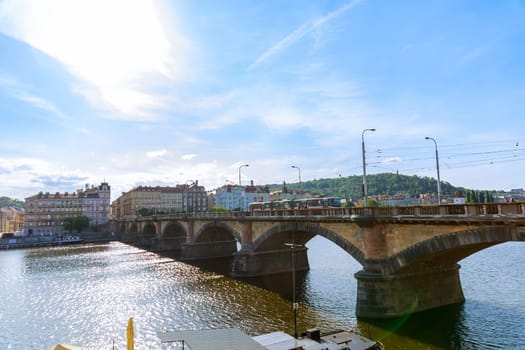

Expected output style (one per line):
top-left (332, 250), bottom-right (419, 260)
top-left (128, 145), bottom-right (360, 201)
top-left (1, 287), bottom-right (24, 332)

top-left (75, 231), bottom-right (118, 243)
top-left (0, 235), bottom-right (84, 249)
top-left (0, 231), bottom-right (117, 249)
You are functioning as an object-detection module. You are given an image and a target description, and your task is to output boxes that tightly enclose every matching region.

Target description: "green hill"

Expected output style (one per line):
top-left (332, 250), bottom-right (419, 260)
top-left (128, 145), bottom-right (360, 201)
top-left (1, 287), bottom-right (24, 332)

top-left (268, 173), bottom-right (485, 200)
top-left (0, 196), bottom-right (24, 209)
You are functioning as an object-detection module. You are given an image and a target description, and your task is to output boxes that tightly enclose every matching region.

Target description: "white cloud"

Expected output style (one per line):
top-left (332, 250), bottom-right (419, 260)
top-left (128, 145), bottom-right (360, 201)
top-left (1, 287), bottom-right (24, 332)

top-left (0, 0), bottom-right (190, 120)
top-left (15, 92), bottom-right (65, 117)
top-left (0, 157), bottom-right (90, 198)
top-left (260, 108), bottom-right (306, 129)
top-left (250, 0), bottom-right (365, 69)
top-left (198, 112), bottom-right (241, 130)
top-left (380, 157), bottom-right (402, 164)
top-left (0, 74), bottom-right (69, 122)
top-left (146, 149), bottom-right (168, 158)
top-left (182, 154), bottom-right (197, 161)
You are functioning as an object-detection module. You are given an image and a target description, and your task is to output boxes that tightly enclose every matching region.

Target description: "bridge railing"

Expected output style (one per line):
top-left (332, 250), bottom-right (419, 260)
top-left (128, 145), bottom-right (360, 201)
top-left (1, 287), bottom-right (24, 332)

top-left (123, 203), bottom-right (525, 222)
top-left (246, 203), bottom-right (525, 218)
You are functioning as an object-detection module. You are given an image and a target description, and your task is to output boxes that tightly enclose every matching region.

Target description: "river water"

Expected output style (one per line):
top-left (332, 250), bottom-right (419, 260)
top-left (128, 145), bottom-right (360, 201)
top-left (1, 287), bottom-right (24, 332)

top-left (0, 238), bottom-right (523, 349)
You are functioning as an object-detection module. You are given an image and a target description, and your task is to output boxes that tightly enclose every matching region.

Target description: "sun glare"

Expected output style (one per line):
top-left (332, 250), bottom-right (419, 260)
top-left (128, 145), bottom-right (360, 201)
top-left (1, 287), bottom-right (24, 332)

top-left (0, 0), bottom-right (186, 119)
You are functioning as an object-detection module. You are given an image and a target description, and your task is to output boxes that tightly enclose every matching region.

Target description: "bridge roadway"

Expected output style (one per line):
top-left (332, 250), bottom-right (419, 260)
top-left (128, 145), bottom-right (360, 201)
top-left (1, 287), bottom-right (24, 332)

top-left (114, 203), bottom-right (525, 318)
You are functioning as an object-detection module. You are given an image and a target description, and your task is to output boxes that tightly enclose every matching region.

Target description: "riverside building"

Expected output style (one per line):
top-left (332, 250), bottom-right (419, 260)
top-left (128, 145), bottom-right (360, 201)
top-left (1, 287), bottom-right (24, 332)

top-left (24, 182), bottom-right (111, 235)
top-left (111, 181), bottom-right (209, 220)
top-left (214, 181), bottom-right (270, 211)
top-left (0, 207), bottom-right (24, 233)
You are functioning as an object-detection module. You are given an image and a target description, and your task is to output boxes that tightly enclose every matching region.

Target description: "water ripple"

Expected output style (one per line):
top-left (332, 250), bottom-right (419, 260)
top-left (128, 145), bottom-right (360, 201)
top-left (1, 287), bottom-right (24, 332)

top-left (0, 240), bottom-right (523, 349)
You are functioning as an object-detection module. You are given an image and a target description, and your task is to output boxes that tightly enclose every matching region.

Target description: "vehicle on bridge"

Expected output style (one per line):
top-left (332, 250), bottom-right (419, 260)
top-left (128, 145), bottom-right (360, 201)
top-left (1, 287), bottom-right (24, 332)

top-left (249, 197), bottom-right (342, 211)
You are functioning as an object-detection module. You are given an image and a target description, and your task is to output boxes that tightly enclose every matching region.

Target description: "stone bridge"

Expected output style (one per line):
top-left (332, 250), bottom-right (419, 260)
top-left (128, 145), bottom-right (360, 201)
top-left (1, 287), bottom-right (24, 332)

top-left (114, 203), bottom-right (525, 318)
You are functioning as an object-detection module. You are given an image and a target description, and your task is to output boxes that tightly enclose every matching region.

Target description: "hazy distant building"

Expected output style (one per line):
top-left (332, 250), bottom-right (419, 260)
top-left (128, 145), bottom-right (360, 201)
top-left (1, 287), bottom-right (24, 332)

top-left (0, 207), bottom-right (24, 233)
top-left (269, 182), bottom-right (317, 201)
top-left (215, 181), bottom-right (270, 210)
top-left (82, 182), bottom-right (111, 226)
top-left (184, 181), bottom-right (209, 213)
top-left (24, 182), bottom-right (111, 235)
top-left (111, 181), bottom-right (208, 219)
top-left (509, 188), bottom-right (525, 201)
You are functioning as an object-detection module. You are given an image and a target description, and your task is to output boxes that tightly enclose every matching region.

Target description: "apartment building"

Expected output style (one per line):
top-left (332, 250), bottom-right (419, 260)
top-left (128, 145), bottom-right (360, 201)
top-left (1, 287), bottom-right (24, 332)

top-left (215, 181), bottom-right (270, 210)
top-left (0, 207), bottom-right (24, 233)
top-left (111, 181), bottom-right (208, 220)
top-left (24, 182), bottom-right (111, 235)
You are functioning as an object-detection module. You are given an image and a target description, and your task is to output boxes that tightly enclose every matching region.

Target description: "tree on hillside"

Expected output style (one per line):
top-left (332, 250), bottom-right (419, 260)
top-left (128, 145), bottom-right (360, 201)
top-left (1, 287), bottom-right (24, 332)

top-left (0, 196), bottom-right (24, 209)
top-left (269, 173), bottom-right (474, 199)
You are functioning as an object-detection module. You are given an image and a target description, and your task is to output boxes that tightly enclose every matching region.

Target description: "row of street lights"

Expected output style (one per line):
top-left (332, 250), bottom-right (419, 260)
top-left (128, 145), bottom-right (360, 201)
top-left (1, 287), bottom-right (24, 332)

top-left (361, 129), bottom-right (442, 206)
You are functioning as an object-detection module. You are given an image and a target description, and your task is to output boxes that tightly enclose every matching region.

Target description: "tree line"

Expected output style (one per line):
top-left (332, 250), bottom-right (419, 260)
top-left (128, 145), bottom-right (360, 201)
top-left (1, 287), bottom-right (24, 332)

top-left (0, 196), bottom-right (24, 208)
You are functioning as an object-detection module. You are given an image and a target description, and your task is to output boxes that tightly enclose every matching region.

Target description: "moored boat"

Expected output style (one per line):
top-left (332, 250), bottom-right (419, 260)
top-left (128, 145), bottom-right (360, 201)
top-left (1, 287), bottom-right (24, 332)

top-left (253, 328), bottom-right (384, 350)
top-left (158, 327), bottom-right (383, 350)
top-left (0, 234), bottom-right (84, 249)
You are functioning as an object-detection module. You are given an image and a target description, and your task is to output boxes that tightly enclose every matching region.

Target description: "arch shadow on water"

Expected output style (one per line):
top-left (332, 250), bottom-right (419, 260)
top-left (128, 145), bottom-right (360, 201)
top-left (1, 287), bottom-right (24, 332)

top-left (155, 247), bottom-right (309, 301)
top-left (155, 249), bottom-right (236, 277)
top-left (241, 270), bottom-right (309, 301)
top-left (363, 293), bottom-right (525, 349)
top-left (363, 303), bottom-right (466, 349)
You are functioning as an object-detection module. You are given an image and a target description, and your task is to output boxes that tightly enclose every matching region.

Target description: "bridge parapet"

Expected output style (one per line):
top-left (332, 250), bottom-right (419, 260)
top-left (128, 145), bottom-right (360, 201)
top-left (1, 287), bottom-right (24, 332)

top-left (121, 202), bottom-right (525, 222)
top-left (117, 204), bottom-right (525, 247)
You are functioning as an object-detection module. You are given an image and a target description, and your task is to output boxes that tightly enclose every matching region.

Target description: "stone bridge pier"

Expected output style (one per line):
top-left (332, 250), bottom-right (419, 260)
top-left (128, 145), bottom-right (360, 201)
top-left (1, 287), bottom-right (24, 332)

top-left (181, 240), bottom-right (238, 260)
top-left (231, 221), bottom-right (311, 277)
top-left (232, 246), bottom-right (309, 277)
top-left (355, 264), bottom-right (464, 318)
top-left (352, 219), bottom-right (523, 318)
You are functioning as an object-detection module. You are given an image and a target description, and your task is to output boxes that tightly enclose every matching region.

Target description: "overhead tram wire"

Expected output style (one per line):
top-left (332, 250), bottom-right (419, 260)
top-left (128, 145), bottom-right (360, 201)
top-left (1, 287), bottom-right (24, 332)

top-left (375, 139), bottom-right (524, 155)
top-left (445, 149), bottom-right (525, 159)
top-left (370, 154), bottom-right (525, 174)
top-left (339, 138), bottom-right (525, 177)
top-left (387, 150), bottom-right (525, 167)
top-left (372, 154), bottom-right (525, 173)
top-left (440, 156), bottom-right (525, 169)
top-left (375, 145), bottom-right (524, 157)
top-left (373, 142), bottom-right (524, 165)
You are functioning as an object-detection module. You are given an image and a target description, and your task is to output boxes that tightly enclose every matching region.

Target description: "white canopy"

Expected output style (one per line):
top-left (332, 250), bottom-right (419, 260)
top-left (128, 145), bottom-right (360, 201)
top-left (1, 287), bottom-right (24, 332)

top-left (158, 328), bottom-right (267, 350)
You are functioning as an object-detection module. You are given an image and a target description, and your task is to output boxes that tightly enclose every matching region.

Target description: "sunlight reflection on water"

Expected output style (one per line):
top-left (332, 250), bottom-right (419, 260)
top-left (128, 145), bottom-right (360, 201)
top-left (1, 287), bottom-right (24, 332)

top-left (0, 239), bottom-right (523, 349)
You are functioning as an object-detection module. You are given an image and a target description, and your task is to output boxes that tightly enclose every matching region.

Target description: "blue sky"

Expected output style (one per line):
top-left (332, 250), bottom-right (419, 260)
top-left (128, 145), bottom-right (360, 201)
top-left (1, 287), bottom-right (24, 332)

top-left (1, 0), bottom-right (524, 201)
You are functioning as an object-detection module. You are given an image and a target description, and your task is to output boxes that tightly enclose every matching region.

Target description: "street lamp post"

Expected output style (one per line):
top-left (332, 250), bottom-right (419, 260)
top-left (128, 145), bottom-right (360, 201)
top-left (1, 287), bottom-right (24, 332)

top-left (425, 137), bottom-right (441, 204)
top-left (291, 165), bottom-right (301, 183)
top-left (238, 164), bottom-right (249, 186)
top-left (362, 128), bottom-right (376, 207)
top-left (285, 241), bottom-right (302, 339)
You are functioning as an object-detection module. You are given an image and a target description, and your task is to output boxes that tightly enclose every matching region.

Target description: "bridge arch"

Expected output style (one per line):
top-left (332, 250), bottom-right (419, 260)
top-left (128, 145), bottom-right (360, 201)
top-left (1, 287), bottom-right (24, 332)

top-left (252, 222), bottom-right (365, 265)
top-left (180, 222), bottom-right (240, 261)
top-left (122, 222), bottom-right (140, 243)
top-left (162, 221), bottom-right (186, 239)
top-left (129, 223), bottom-right (138, 234)
top-left (194, 222), bottom-right (241, 243)
top-left (142, 222), bottom-right (157, 239)
top-left (386, 226), bottom-right (521, 275)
